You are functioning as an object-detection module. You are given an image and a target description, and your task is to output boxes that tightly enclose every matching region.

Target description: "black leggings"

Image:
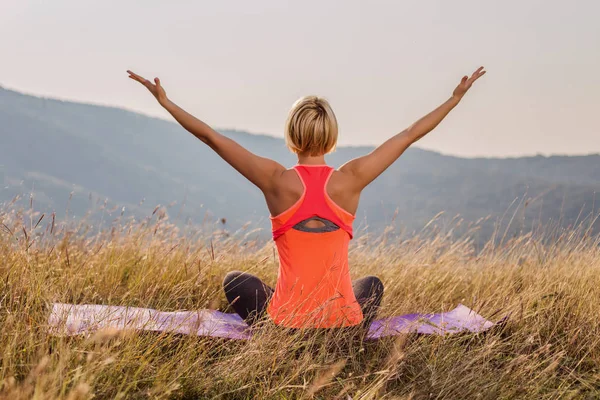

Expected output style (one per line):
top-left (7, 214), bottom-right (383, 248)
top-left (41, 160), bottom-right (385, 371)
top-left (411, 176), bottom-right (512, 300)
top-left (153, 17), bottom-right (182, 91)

top-left (222, 271), bottom-right (384, 329)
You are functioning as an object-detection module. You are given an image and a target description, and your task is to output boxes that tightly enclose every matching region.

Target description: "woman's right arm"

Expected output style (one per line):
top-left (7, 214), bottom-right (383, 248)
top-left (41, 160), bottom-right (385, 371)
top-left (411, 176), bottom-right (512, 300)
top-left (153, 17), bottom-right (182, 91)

top-left (127, 71), bottom-right (285, 192)
top-left (340, 67), bottom-right (486, 191)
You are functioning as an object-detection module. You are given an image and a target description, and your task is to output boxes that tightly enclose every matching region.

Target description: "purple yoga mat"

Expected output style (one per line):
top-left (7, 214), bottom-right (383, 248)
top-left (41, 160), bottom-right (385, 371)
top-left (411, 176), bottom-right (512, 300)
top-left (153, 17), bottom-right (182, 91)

top-left (48, 303), bottom-right (497, 340)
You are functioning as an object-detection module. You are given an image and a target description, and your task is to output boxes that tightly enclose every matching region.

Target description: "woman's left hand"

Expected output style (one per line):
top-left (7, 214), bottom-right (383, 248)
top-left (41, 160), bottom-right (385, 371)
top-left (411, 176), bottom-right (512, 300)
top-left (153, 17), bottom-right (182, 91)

top-left (127, 70), bottom-right (169, 106)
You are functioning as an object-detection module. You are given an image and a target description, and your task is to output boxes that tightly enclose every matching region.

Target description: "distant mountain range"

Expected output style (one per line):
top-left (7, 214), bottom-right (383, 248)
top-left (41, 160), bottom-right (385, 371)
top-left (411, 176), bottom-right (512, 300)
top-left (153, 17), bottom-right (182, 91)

top-left (1, 87), bottom-right (599, 244)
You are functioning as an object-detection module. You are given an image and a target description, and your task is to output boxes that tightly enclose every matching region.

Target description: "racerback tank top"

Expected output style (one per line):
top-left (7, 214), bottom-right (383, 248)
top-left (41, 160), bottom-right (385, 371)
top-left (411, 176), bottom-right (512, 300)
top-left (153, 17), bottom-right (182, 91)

top-left (266, 165), bottom-right (364, 328)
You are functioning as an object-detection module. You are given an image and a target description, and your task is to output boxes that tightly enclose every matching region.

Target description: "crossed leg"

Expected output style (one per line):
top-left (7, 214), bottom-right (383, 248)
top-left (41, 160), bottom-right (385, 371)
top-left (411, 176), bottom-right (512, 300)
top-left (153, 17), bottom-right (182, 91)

top-left (223, 271), bottom-right (384, 329)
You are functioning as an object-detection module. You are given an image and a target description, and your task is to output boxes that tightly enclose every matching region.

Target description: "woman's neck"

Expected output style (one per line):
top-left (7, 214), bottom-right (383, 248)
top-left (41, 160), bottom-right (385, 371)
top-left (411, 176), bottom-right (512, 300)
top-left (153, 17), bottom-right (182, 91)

top-left (297, 154), bottom-right (326, 165)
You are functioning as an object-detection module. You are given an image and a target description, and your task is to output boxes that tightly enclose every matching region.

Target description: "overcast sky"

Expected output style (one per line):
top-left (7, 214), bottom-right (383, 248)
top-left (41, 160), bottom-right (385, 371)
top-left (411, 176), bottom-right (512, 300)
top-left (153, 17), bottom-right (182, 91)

top-left (2, 0), bottom-right (599, 157)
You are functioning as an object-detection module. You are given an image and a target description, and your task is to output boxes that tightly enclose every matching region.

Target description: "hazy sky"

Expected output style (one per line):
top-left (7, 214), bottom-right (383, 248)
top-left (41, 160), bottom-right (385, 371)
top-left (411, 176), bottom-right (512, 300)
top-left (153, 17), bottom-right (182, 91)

top-left (2, 0), bottom-right (599, 157)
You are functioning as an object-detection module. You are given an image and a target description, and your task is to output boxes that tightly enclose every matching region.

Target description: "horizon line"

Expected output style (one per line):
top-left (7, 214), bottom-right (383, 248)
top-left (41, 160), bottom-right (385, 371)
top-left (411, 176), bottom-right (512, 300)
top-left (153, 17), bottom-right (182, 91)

top-left (2, 83), bottom-right (599, 161)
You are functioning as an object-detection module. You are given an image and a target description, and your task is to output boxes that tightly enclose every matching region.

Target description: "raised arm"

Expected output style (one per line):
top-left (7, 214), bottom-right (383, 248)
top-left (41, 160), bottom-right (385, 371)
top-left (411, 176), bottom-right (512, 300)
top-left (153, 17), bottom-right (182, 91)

top-left (127, 70), bottom-right (285, 192)
top-left (340, 67), bottom-right (486, 190)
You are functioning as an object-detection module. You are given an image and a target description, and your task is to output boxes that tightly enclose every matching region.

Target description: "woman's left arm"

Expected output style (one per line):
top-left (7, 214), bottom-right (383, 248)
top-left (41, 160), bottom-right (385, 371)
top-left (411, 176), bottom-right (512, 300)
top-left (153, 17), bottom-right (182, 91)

top-left (127, 71), bottom-right (285, 192)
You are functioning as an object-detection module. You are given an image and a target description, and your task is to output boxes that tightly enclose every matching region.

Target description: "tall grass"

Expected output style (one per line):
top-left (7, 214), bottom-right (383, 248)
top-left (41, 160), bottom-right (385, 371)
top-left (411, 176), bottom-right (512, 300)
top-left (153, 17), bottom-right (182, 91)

top-left (1, 203), bottom-right (600, 399)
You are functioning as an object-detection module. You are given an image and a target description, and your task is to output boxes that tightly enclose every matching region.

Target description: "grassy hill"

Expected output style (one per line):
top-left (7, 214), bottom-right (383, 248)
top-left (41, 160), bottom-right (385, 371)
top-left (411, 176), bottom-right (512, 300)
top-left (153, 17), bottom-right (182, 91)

top-left (1, 209), bottom-right (599, 398)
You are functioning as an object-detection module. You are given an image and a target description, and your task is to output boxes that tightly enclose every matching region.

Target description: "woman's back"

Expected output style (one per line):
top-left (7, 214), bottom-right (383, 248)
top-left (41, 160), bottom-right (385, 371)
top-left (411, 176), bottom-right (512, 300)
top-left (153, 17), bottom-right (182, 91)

top-left (267, 164), bottom-right (363, 328)
top-left (264, 166), bottom-right (360, 219)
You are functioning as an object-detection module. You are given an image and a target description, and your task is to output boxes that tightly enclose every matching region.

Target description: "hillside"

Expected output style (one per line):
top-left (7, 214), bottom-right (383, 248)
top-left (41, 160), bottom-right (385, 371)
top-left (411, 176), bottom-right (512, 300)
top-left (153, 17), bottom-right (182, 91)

top-left (2, 206), bottom-right (600, 398)
top-left (1, 87), bottom-right (599, 243)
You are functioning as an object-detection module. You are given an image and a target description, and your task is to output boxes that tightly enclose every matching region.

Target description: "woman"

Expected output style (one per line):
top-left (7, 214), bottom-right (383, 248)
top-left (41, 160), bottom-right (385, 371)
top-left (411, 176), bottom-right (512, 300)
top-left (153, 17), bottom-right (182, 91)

top-left (127, 67), bottom-right (486, 331)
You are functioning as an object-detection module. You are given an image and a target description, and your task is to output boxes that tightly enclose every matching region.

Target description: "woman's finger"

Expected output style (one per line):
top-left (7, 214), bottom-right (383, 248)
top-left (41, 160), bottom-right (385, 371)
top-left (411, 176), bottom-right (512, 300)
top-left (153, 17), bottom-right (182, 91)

top-left (469, 67), bottom-right (484, 80)
top-left (127, 70), bottom-right (150, 85)
top-left (128, 75), bottom-right (145, 85)
top-left (135, 76), bottom-right (152, 88)
top-left (472, 70), bottom-right (487, 82)
top-left (467, 68), bottom-right (486, 84)
top-left (127, 70), bottom-right (144, 80)
top-left (127, 71), bottom-right (138, 80)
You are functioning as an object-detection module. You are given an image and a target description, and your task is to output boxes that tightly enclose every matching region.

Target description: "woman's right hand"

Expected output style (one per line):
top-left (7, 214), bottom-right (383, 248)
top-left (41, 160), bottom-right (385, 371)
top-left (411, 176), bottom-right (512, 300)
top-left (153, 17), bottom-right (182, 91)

top-left (127, 70), bottom-right (169, 106)
top-left (452, 66), bottom-right (486, 100)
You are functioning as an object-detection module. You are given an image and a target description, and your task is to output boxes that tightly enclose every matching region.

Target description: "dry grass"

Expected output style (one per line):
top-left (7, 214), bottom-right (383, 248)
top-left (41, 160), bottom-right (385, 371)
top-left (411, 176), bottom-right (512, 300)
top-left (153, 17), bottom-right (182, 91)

top-left (1, 204), bottom-right (600, 399)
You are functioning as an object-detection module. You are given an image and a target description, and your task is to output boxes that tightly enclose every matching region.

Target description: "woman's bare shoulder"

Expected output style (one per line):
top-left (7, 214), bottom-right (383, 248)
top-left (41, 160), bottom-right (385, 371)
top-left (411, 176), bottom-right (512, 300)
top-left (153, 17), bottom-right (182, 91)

top-left (264, 167), bottom-right (304, 217)
top-left (330, 168), bottom-right (359, 192)
top-left (328, 169), bottom-right (361, 215)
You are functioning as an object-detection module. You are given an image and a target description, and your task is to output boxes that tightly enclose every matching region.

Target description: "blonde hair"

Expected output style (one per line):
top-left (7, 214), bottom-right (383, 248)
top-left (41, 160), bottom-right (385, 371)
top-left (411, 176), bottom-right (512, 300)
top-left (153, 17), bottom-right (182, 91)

top-left (285, 96), bottom-right (338, 156)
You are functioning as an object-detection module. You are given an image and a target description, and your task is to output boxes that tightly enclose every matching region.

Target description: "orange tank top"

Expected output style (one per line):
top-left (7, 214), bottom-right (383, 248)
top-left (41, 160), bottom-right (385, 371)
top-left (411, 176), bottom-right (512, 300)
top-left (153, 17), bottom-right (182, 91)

top-left (267, 165), bottom-right (364, 328)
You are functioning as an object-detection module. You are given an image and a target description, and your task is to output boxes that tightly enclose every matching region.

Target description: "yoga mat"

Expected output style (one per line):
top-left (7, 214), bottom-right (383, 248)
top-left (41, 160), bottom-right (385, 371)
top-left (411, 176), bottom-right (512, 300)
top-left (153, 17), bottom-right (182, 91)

top-left (48, 303), bottom-right (497, 340)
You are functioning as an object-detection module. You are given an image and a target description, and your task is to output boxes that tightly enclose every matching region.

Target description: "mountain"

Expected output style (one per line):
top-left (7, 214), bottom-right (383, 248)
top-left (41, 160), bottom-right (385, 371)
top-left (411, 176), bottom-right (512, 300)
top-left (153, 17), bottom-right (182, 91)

top-left (1, 87), bottom-right (599, 244)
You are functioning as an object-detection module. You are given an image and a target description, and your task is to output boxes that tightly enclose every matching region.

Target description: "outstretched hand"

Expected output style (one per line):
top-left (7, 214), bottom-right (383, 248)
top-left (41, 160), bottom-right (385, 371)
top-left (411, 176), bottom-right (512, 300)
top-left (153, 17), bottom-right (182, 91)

top-left (453, 67), bottom-right (486, 100)
top-left (127, 70), bottom-right (168, 105)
